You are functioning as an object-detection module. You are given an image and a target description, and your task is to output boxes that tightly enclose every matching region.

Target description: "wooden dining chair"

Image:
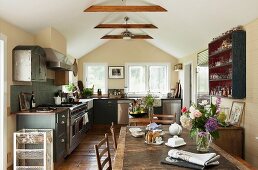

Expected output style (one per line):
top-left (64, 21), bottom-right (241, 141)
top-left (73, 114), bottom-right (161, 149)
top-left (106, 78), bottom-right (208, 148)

top-left (151, 114), bottom-right (176, 124)
top-left (128, 117), bottom-right (151, 126)
top-left (110, 122), bottom-right (117, 150)
top-left (94, 133), bottom-right (112, 170)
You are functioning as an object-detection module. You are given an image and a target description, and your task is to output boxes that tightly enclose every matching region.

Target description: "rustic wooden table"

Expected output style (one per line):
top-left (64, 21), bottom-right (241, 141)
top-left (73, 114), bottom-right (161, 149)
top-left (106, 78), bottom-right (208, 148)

top-left (113, 125), bottom-right (251, 170)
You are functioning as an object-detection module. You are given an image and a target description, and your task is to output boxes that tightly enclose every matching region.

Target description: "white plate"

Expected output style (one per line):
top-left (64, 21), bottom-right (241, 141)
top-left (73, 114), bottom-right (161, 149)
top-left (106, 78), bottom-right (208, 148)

top-left (129, 128), bottom-right (142, 133)
top-left (145, 141), bottom-right (164, 145)
top-left (165, 142), bottom-right (186, 148)
top-left (131, 132), bottom-right (145, 138)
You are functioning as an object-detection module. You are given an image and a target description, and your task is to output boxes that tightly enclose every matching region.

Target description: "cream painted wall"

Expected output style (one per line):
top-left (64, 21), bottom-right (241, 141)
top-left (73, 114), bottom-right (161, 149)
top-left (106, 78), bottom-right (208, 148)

top-left (35, 26), bottom-right (66, 55)
top-left (0, 18), bottom-right (35, 167)
top-left (35, 26), bottom-right (68, 79)
top-left (78, 40), bottom-right (179, 91)
top-left (179, 18), bottom-right (258, 168)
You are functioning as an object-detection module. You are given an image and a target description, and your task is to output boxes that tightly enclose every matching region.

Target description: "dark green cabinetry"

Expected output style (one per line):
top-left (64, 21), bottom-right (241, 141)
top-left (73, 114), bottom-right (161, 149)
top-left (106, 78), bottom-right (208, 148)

top-left (93, 99), bottom-right (117, 124)
top-left (16, 109), bottom-right (68, 162)
top-left (86, 108), bottom-right (93, 130)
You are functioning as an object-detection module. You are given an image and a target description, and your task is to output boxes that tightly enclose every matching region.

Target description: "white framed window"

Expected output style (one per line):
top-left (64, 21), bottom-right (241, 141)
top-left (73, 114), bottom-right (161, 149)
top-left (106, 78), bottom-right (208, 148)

top-left (0, 33), bottom-right (7, 170)
top-left (125, 63), bottom-right (170, 96)
top-left (83, 63), bottom-right (108, 94)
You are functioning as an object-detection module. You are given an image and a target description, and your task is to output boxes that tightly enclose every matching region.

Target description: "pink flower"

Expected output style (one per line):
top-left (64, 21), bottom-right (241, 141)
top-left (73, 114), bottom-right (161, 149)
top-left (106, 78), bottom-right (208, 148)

top-left (194, 110), bottom-right (202, 118)
top-left (181, 106), bottom-right (187, 113)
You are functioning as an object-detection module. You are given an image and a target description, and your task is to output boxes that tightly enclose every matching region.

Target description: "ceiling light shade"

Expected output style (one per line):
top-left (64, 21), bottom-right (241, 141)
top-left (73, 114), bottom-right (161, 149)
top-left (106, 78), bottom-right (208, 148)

top-left (123, 36), bottom-right (131, 40)
top-left (122, 30), bottom-right (133, 39)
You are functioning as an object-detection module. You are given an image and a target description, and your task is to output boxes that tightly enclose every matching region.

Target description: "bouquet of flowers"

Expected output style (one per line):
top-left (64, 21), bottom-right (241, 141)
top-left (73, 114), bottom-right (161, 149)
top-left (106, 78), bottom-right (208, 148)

top-left (180, 97), bottom-right (225, 140)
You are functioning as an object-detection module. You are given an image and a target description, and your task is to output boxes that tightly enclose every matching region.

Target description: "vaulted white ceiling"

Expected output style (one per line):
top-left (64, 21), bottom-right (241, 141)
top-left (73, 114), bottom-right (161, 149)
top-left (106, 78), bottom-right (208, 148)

top-left (1, 0), bottom-right (258, 58)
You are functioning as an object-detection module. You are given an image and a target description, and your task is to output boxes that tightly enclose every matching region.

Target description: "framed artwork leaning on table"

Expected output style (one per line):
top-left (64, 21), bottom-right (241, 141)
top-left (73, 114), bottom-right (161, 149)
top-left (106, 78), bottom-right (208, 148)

top-left (229, 101), bottom-right (245, 126)
top-left (108, 66), bottom-right (124, 79)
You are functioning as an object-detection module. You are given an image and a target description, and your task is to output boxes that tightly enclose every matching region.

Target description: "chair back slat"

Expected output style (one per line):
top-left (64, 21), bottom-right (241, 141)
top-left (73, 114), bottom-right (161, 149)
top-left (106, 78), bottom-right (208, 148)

top-left (94, 133), bottom-right (112, 170)
top-left (151, 114), bottom-right (176, 124)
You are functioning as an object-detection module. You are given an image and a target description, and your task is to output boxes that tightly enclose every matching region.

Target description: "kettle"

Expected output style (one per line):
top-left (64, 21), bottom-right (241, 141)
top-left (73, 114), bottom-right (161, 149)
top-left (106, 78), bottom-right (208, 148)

top-left (53, 96), bottom-right (62, 105)
top-left (169, 122), bottom-right (182, 136)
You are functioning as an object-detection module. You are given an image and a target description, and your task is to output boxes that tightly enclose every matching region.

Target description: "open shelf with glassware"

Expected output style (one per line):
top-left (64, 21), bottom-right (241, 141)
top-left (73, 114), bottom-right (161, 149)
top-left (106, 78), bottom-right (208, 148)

top-left (208, 30), bottom-right (246, 99)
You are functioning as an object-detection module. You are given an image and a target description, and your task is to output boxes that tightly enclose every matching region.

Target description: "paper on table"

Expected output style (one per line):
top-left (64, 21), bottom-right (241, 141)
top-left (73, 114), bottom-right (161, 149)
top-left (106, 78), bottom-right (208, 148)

top-left (168, 149), bottom-right (220, 167)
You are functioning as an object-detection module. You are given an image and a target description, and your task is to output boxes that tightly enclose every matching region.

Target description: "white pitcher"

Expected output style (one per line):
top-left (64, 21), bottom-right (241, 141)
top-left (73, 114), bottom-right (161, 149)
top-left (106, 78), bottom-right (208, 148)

top-left (54, 96), bottom-right (62, 105)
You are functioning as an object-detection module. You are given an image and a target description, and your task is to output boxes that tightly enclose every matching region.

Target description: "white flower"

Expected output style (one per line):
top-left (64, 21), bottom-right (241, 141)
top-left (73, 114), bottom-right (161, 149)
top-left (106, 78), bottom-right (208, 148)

top-left (189, 111), bottom-right (195, 119)
top-left (180, 114), bottom-right (192, 129)
top-left (189, 106), bottom-right (196, 113)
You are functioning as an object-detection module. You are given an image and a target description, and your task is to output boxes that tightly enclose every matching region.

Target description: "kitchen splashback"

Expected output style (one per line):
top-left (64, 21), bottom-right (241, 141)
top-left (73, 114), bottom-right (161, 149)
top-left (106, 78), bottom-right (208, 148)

top-left (11, 79), bottom-right (62, 112)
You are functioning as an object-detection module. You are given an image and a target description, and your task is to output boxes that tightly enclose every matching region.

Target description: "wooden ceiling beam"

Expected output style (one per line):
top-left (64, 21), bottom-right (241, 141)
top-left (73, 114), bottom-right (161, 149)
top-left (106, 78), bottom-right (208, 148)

top-left (95, 24), bottom-right (158, 29)
top-left (101, 35), bottom-right (153, 39)
top-left (84, 5), bottom-right (167, 12)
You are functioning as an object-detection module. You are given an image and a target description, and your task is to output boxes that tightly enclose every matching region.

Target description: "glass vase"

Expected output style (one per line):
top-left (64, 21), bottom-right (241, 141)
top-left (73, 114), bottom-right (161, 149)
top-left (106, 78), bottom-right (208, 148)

top-left (148, 106), bottom-right (154, 121)
top-left (196, 131), bottom-right (211, 152)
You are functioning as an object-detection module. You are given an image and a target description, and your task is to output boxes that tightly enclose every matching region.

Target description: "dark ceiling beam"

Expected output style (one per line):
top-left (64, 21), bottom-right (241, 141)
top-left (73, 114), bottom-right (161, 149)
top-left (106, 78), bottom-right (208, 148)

top-left (95, 24), bottom-right (158, 29)
top-left (84, 5), bottom-right (167, 12)
top-left (101, 35), bottom-right (153, 39)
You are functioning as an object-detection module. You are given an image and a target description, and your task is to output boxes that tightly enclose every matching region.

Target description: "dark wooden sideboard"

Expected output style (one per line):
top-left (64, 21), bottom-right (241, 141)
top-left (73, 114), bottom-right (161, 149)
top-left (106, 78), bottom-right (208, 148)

top-left (214, 126), bottom-right (244, 158)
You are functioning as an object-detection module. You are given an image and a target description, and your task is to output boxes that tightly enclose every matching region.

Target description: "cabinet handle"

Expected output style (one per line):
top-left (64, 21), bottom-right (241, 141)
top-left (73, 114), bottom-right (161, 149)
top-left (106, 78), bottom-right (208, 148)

top-left (62, 115), bottom-right (65, 118)
top-left (61, 121), bottom-right (65, 124)
top-left (61, 139), bottom-right (65, 143)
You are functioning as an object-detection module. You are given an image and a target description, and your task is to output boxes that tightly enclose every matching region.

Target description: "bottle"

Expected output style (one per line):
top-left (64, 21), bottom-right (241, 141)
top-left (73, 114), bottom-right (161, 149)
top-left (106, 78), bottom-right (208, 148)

top-left (30, 91), bottom-right (36, 109)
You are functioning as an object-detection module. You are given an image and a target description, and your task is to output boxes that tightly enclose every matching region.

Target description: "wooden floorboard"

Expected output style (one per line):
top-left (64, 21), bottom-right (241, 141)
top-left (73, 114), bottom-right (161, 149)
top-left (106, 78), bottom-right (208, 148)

top-left (55, 124), bottom-right (122, 170)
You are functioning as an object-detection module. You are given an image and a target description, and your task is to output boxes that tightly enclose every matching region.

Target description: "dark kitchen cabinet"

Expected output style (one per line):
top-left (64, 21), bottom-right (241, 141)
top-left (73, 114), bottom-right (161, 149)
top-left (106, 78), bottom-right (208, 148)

top-left (86, 108), bottom-right (93, 130)
top-left (13, 45), bottom-right (47, 82)
top-left (93, 99), bottom-right (117, 124)
top-left (16, 108), bottom-right (68, 162)
top-left (208, 30), bottom-right (246, 99)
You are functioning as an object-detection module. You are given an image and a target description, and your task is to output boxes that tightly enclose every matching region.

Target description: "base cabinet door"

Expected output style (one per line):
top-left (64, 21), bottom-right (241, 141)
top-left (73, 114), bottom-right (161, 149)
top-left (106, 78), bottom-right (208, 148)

top-left (93, 99), bottom-right (117, 124)
top-left (16, 109), bottom-right (68, 162)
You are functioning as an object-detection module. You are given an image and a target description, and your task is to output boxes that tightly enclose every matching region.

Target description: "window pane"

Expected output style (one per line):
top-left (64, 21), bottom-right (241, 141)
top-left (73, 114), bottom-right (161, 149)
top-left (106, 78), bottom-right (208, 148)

top-left (128, 66), bottom-right (146, 93)
top-left (86, 65), bottom-right (106, 93)
top-left (197, 66), bottom-right (209, 94)
top-left (149, 66), bottom-right (167, 93)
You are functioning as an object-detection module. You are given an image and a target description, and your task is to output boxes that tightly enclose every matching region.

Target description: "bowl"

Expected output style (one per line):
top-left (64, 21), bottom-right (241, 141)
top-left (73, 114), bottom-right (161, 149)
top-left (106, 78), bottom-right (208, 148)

top-left (129, 112), bottom-right (147, 118)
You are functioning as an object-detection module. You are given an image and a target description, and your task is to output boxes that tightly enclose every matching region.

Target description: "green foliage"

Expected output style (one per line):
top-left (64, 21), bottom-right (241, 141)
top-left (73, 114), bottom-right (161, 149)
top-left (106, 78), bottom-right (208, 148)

top-left (82, 88), bottom-right (93, 98)
top-left (65, 83), bottom-right (76, 92)
top-left (144, 94), bottom-right (154, 107)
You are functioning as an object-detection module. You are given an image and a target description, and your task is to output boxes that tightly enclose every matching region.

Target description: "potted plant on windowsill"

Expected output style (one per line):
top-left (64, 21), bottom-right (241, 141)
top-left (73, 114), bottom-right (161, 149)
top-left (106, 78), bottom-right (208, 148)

top-left (82, 88), bottom-right (93, 98)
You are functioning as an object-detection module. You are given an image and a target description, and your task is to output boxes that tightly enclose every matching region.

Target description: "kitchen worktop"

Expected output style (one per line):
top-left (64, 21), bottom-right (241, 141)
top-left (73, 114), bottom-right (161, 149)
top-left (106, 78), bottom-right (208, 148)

top-left (81, 97), bottom-right (182, 100)
top-left (15, 107), bottom-right (68, 115)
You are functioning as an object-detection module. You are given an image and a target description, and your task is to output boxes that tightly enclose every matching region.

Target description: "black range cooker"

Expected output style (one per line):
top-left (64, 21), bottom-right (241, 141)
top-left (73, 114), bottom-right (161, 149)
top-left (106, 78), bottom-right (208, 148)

top-left (37, 102), bottom-right (88, 154)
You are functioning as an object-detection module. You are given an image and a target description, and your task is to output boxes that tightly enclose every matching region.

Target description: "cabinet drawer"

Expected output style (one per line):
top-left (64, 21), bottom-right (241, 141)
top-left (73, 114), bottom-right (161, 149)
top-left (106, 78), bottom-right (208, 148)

top-left (57, 111), bottom-right (68, 124)
top-left (56, 134), bottom-right (67, 160)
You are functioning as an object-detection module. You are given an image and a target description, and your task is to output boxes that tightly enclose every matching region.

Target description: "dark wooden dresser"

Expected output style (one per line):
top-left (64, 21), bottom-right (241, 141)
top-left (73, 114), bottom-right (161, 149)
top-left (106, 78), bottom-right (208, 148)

top-left (214, 126), bottom-right (244, 158)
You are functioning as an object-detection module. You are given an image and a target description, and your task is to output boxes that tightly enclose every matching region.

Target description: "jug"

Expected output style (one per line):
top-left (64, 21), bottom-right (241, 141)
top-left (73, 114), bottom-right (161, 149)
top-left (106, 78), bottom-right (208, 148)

top-left (169, 122), bottom-right (182, 136)
top-left (54, 96), bottom-right (62, 105)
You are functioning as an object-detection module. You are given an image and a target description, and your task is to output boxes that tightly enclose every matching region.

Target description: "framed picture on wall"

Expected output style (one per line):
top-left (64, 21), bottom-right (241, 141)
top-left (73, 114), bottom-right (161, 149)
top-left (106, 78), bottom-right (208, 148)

top-left (108, 66), bottom-right (124, 79)
top-left (229, 101), bottom-right (245, 126)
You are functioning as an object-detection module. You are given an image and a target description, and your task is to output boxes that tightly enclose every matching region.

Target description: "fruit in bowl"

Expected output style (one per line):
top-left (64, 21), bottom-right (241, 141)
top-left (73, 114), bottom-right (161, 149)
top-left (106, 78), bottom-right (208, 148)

top-left (129, 111), bottom-right (147, 118)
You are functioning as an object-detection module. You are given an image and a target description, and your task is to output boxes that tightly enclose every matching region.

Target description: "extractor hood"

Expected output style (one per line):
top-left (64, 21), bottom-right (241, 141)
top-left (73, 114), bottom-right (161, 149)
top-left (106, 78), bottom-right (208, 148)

top-left (44, 48), bottom-right (72, 71)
